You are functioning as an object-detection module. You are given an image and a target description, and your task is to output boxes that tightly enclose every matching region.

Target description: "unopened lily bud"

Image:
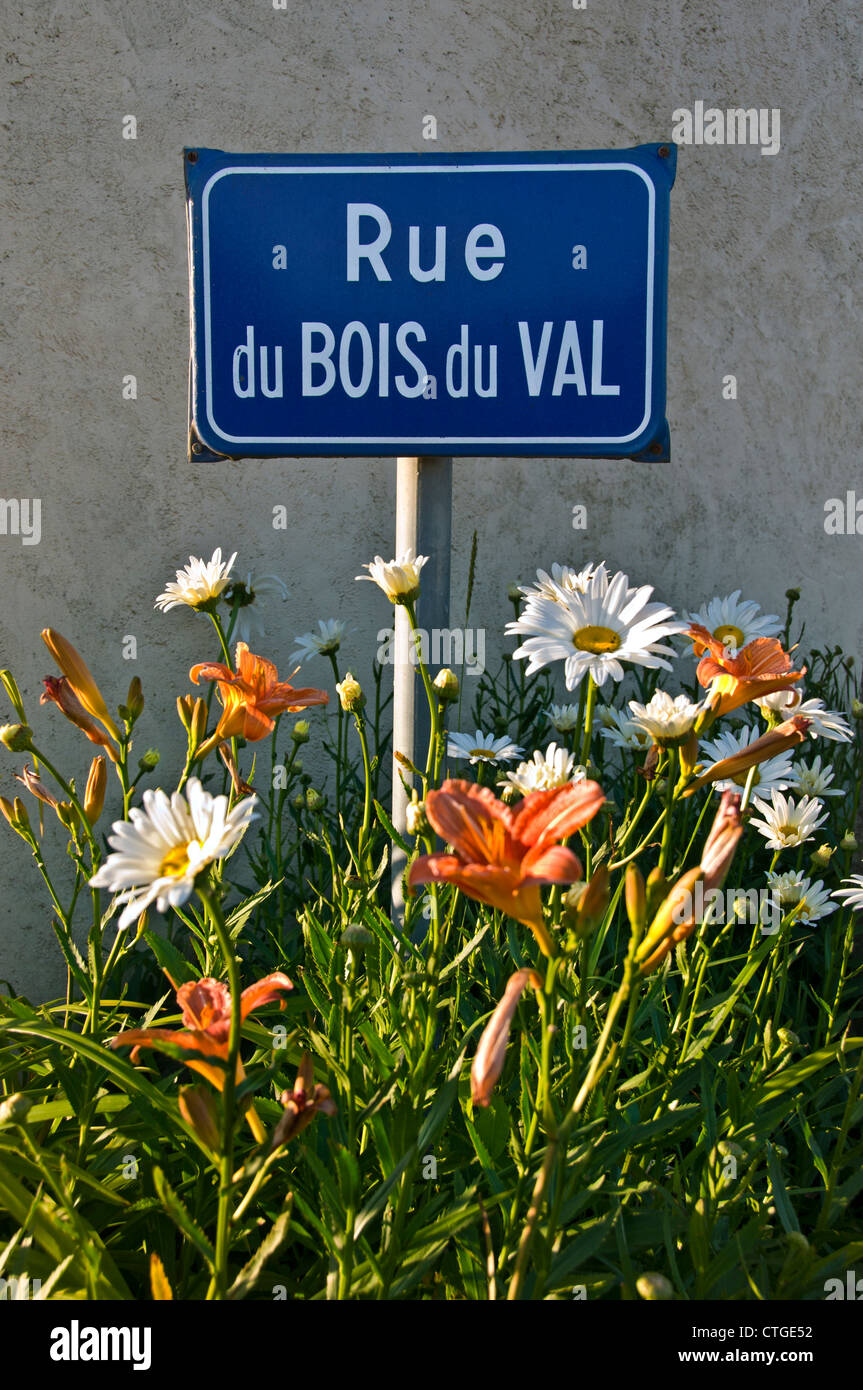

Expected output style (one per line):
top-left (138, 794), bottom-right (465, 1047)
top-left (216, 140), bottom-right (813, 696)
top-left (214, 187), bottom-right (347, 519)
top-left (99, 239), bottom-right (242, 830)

top-left (83, 757), bottom-right (107, 823)
top-left (433, 668), bottom-right (460, 703)
top-left (636, 1272), bottom-right (674, 1301)
top-left (499, 784), bottom-right (518, 805)
top-left (0, 723), bottom-right (33, 753)
top-left (291, 720), bottom-right (310, 744)
top-left (810, 844), bottom-right (834, 870)
top-left (138, 748), bottom-right (160, 773)
top-left (0, 1092), bottom-right (32, 1126)
top-left (840, 832), bottom-right (858, 853)
top-left (777, 1027), bottom-right (799, 1050)
top-left (40, 678), bottom-right (120, 763)
top-left (340, 924), bottom-right (374, 951)
top-left (55, 801), bottom-right (80, 834)
top-left (12, 798), bottom-right (31, 834)
top-left (176, 695), bottom-right (195, 732)
top-left (178, 1086), bottom-right (220, 1151)
top-left (336, 672), bottom-right (364, 713)
top-left (679, 728), bottom-right (699, 781)
top-left (471, 969), bottom-right (542, 1108)
top-left (406, 796), bottom-right (429, 836)
top-left (41, 629), bottom-right (122, 742)
top-left (645, 866), bottom-right (669, 919)
top-left (305, 787), bottom-right (325, 812)
top-left (636, 867), bottom-right (703, 974)
top-left (569, 865), bottom-right (610, 939)
top-left (125, 676), bottom-right (144, 722)
top-left (0, 670), bottom-right (27, 723)
top-left (0, 796), bottom-right (30, 837)
top-left (625, 864), bottom-right (647, 935)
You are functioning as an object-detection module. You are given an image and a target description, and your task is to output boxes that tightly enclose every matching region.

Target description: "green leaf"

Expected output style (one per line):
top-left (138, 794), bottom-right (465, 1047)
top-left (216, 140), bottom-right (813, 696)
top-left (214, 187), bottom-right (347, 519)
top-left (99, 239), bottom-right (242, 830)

top-left (228, 1195), bottom-right (293, 1300)
top-left (152, 1166), bottom-right (215, 1270)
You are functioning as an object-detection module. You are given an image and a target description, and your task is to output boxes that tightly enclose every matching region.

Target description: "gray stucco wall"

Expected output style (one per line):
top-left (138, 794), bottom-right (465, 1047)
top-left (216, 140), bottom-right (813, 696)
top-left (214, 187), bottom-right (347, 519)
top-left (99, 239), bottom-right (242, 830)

top-left (2, 0), bottom-right (860, 999)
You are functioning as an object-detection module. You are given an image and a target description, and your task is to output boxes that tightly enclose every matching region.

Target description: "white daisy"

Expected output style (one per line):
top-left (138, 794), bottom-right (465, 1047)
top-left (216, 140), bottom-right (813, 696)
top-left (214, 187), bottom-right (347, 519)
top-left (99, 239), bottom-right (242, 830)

top-left (832, 875), bottom-right (863, 912)
top-left (289, 619), bottom-right (349, 664)
top-left (628, 690), bottom-right (702, 746)
top-left (686, 590), bottom-right (782, 655)
top-left (507, 567), bottom-right (687, 691)
top-left (755, 688), bottom-right (853, 742)
top-left (89, 778), bottom-right (257, 930)
top-left (748, 791), bottom-right (828, 851)
top-left (155, 548), bottom-right (237, 612)
top-left (698, 725), bottom-right (794, 799)
top-left (225, 571), bottom-right (289, 645)
top-left (499, 742), bottom-right (586, 795)
top-left (548, 703), bottom-right (582, 733)
top-left (519, 562), bottom-right (607, 604)
top-left (356, 549), bottom-right (428, 603)
top-left (599, 707), bottom-right (653, 752)
top-left (447, 730), bottom-right (524, 766)
top-left (767, 870), bottom-right (838, 923)
top-left (790, 755), bottom-right (845, 799)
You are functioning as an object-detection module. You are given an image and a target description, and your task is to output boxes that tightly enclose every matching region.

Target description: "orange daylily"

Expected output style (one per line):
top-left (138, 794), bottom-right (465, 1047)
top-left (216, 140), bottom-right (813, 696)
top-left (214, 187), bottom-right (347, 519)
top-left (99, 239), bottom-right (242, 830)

top-left (682, 715), bottom-right (811, 795)
top-left (111, 971), bottom-right (294, 1141)
top-left (688, 623), bottom-right (806, 721)
top-left (190, 642), bottom-right (328, 751)
top-left (41, 629), bottom-right (123, 743)
top-left (408, 778), bottom-right (605, 956)
top-left (471, 968), bottom-right (542, 1108)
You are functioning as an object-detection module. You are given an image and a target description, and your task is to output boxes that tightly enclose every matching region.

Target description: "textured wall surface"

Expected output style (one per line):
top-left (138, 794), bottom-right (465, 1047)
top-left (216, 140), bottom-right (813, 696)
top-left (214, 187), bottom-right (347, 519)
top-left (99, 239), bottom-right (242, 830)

top-left (1, 0), bottom-right (860, 998)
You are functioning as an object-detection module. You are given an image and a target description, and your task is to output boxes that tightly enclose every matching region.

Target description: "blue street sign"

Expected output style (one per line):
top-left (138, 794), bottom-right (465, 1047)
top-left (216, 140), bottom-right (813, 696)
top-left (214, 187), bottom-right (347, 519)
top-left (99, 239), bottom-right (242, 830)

top-left (185, 145), bottom-right (675, 460)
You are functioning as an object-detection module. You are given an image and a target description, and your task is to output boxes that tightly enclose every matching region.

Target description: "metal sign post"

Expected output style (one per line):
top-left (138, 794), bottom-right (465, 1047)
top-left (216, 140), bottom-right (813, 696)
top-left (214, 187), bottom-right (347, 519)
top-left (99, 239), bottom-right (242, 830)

top-left (390, 455), bottom-right (452, 924)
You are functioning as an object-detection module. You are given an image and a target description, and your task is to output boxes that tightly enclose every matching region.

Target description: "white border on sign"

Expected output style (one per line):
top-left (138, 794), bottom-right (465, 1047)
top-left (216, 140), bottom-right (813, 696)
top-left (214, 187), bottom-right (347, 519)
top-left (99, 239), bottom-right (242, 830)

top-left (199, 163), bottom-right (657, 447)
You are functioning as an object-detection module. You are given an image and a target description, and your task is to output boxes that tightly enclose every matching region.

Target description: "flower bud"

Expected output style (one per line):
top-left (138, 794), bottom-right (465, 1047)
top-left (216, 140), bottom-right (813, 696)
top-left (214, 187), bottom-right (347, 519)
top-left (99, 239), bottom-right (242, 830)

top-left (41, 629), bottom-right (122, 742)
top-left (176, 695), bottom-right (195, 732)
top-left (810, 843), bottom-right (834, 870)
top-left (138, 748), bottom-right (160, 773)
top-left (777, 1027), bottom-right (799, 1050)
top-left (785, 588), bottom-right (800, 601)
top-left (178, 1086), bottom-right (220, 1151)
top-left (507, 583), bottom-right (522, 603)
top-left (432, 668), bottom-right (460, 703)
top-left (125, 676), bottom-right (144, 722)
top-left (852, 698), bottom-right (863, 721)
top-left (0, 1092), bottom-right (32, 1126)
top-left (636, 1272), bottom-right (674, 1301)
top-left (339, 924), bottom-right (374, 951)
top-left (15, 765), bottom-right (59, 809)
top-left (406, 796), bottom-right (429, 837)
top-left (291, 792), bottom-right (305, 811)
top-left (189, 699), bottom-right (208, 749)
top-left (625, 864), bottom-right (647, 935)
top-left (840, 832), bottom-right (858, 853)
top-left (645, 866), bottom-right (669, 919)
top-left (471, 969), bottom-right (542, 1108)
top-left (305, 787), bottom-right (325, 812)
top-left (567, 865), bottom-right (610, 940)
top-left (0, 669), bottom-right (27, 723)
top-left (0, 723), bottom-right (33, 753)
top-left (55, 801), bottom-right (80, 834)
top-left (291, 720), bottom-right (310, 744)
top-left (336, 672), bottom-right (365, 713)
top-left (499, 784), bottom-right (519, 805)
top-left (0, 796), bottom-right (31, 837)
top-left (83, 756), bottom-right (107, 823)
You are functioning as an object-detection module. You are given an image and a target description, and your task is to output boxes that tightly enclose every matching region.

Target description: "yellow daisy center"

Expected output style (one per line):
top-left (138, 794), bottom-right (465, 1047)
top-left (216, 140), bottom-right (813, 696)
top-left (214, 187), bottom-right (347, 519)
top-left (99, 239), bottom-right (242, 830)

top-left (573, 625), bottom-right (621, 655)
top-left (714, 623), bottom-right (745, 650)
top-left (159, 841), bottom-right (199, 878)
top-left (470, 747), bottom-right (498, 759)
